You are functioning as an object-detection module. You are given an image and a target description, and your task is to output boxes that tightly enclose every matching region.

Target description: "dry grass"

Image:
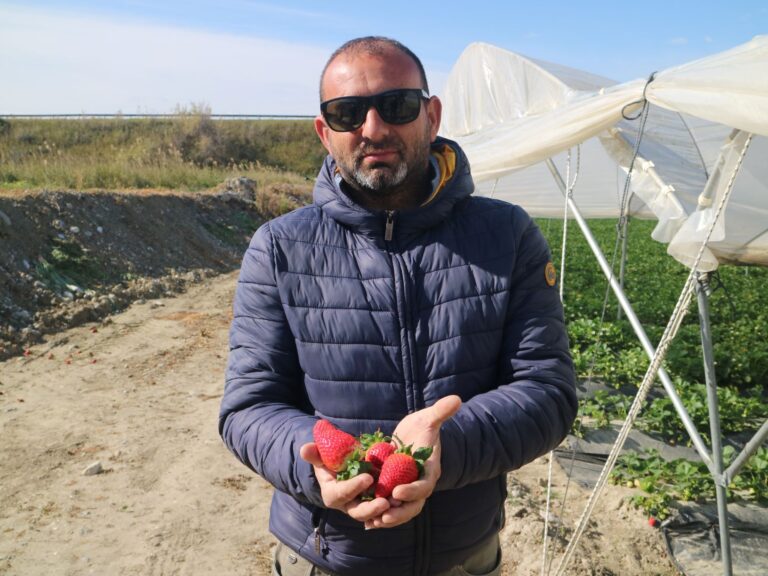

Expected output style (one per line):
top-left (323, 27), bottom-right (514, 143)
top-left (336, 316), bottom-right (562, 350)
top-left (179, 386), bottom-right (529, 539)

top-left (0, 113), bottom-right (325, 191)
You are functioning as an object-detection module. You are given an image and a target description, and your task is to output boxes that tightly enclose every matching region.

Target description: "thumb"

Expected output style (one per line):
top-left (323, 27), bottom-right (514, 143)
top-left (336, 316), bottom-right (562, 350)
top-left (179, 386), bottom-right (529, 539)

top-left (300, 442), bottom-right (323, 466)
top-left (429, 395), bottom-right (462, 426)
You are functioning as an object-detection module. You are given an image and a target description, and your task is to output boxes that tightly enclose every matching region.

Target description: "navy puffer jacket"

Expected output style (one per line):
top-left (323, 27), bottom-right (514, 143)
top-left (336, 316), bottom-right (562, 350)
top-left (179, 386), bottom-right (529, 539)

top-left (220, 137), bottom-right (576, 576)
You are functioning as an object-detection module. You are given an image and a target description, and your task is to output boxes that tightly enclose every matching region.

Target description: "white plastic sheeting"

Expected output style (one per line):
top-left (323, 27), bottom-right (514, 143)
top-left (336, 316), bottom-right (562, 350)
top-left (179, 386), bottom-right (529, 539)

top-left (439, 37), bottom-right (768, 270)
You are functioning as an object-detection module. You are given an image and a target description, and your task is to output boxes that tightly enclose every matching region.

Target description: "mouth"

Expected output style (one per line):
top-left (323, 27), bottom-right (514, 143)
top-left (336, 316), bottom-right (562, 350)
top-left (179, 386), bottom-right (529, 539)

top-left (360, 148), bottom-right (400, 165)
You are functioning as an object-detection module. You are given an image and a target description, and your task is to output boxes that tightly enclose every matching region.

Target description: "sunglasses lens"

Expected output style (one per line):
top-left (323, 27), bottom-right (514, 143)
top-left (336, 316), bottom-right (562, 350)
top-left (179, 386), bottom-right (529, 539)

top-left (323, 98), bottom-right (367, 132)
top-left (375, 91), bottom-right (422, 125)
top-left (321, 89), bottom-right (426, 132)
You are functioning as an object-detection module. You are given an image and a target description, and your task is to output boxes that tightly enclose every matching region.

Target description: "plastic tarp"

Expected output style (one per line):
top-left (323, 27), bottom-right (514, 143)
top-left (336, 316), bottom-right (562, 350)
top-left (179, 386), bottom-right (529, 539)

top-left (439, 37), bottom-right (768, 270)
top-left (662, 505), bottom-right (768, 576)
top-left (556, 429), bottom-right (768, 576)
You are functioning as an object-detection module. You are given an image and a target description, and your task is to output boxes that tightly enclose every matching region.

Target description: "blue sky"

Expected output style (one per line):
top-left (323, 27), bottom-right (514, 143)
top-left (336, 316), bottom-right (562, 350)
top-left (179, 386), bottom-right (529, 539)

top-left (0, 0), bottom-right (765, 114)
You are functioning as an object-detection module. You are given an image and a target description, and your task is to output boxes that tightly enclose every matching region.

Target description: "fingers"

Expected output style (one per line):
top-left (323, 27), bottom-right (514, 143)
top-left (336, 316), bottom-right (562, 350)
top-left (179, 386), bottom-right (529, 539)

top-left (346, 497), bottom-right (389, 522)
top-left (390, 478), bottom-right (431, 502)
top-left (301, 443), bottom-right (384, 516)
top-left (299, 442), bottom-right (322, 466)
top-left (365, 499), bottom-right (425, 529)
top-left (429, 394), bottom-right (462, 426)
top-left (330, 473), bottom-right (374, 506)
top-left (299, 401), bottom-right (461, 530)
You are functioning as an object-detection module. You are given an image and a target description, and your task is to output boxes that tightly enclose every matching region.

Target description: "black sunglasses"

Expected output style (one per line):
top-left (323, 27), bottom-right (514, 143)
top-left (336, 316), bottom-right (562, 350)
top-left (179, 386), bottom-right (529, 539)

top-left (320, 88), bottom-right (429, 132)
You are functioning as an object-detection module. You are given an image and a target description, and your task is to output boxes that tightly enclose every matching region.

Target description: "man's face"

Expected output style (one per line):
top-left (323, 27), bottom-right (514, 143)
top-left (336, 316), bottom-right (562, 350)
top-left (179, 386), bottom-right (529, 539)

top-left (314, 49), bottom-right (442, 202)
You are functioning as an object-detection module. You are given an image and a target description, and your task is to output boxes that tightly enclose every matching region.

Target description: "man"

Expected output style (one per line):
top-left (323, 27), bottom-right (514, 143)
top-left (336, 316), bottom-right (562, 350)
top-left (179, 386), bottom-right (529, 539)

top-left (219, 36), bottom-right (577, 576)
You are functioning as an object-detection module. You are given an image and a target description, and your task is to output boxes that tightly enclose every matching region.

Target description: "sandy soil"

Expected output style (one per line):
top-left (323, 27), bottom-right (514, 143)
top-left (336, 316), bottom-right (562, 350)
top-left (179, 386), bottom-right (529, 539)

top-left (0, 271), bottom-right (679, 576)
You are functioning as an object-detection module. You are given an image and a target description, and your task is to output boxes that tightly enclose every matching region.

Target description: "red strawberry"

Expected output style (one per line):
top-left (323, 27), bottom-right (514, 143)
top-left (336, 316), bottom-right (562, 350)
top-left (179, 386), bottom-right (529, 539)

top-left (312, 419), bottom-right (361, 473)
top-left (375, 453), bottom-right (418, 498)
top-left (365, 442), bottom-right (396, 475)
top-left (374, 444), bottom-right (433, 499)
top-left (359, 430), bottom-right (395, 476)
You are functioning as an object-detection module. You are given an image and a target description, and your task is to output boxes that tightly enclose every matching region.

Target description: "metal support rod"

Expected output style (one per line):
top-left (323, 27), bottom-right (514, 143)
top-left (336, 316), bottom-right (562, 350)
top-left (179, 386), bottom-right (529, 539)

top-left (724, 418), bottom-right (768, 484)
top-left (695, 273), bottom-right (732, 576)
top-left (545, 159), bottom-right (713, 468)
top-left (617, 215), bottom-right (630, 321)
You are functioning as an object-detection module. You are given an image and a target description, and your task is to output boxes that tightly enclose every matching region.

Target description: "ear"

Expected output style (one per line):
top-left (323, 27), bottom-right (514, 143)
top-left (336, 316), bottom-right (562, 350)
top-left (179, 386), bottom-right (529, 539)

top-left (314, 115), bottom-right (333, 153)
top-left (426, 96), bottom-right (442, 142)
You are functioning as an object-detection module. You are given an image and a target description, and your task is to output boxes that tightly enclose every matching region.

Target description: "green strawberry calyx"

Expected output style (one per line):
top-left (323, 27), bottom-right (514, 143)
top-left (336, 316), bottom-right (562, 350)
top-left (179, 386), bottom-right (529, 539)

top-left (335, 447), bottom-right (371, 481)
top-left (359, 429), bottom-right (392, 450)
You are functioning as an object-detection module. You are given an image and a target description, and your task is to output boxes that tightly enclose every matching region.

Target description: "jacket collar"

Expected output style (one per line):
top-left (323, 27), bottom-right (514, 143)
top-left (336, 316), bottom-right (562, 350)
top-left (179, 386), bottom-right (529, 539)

top-left (313, 137), bottom-right (474, 245)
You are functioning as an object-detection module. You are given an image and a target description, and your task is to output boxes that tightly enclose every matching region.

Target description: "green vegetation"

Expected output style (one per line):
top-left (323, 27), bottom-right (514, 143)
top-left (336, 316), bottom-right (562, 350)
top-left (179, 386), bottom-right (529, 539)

top-left (538, 218), bottom-right (768, 518)
top-left (538, 218), bottom-right (768, 394)
top-left (201, 210), bottom-right (262, 246)
top-left (34, 237), bottom-right (107, 292)
top-left (610, 447), bottom-right (768, 520)
top-left (639, 381), bottom-right (768, 444)
top-left (0, 109), bottom-right (326, 190)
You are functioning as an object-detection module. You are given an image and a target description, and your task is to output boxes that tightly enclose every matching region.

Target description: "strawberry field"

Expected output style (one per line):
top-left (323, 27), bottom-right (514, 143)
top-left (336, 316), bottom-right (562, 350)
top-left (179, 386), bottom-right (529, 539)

top-left (538, 217), bottom-right (768, 518)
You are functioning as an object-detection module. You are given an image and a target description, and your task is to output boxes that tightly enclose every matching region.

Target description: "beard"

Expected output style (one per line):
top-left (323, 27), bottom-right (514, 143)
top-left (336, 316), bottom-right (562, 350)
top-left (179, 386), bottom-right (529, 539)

top-left (333, 125), bottom-right (433, 202)
top-left (350, 152), bottom-right (409, 191)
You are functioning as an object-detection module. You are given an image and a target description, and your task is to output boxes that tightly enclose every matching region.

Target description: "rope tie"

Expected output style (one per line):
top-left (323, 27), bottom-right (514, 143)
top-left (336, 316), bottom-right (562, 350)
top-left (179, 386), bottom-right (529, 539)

top-left (621, 72), bottom-right (657, 121)
top-left (541, 146), bottom-right (581, 576)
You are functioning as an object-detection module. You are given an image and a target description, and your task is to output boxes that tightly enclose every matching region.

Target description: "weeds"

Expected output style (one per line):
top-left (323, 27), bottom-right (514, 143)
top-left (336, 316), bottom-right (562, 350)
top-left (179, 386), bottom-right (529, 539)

top-left (0, 115), bottom-right (325, 191)
top-left (35, 237), bottom-right (106, 293)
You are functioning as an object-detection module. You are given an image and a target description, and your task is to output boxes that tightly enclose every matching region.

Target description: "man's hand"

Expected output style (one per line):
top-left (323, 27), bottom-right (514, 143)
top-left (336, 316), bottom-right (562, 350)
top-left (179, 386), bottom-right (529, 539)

top-left (364, 394), bottom-right (462, 529)
top-left (299, 443), bottom-right (390, 522)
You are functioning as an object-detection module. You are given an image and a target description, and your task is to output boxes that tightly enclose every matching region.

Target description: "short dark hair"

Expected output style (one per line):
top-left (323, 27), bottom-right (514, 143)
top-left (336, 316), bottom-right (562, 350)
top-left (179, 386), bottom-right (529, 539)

top-left (319, 36), bottom-right (429, 102)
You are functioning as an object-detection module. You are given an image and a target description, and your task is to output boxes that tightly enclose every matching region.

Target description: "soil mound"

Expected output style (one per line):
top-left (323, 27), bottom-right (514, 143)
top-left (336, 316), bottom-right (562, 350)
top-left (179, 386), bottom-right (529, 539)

top-left (0, 180), bottom-right (310, 359)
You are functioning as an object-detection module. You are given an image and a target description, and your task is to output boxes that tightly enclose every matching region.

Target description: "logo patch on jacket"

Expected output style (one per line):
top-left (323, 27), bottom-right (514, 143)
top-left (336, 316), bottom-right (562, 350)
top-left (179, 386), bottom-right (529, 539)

top-left (545, 261), bottom-right (557, 287)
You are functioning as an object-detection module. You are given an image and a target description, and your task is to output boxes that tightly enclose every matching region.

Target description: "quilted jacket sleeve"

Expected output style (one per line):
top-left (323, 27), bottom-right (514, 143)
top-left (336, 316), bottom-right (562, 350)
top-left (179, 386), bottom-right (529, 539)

top-left (218, 223), bottom-right (324, 507)
top-left (437, 207), bottom-right (578, 490)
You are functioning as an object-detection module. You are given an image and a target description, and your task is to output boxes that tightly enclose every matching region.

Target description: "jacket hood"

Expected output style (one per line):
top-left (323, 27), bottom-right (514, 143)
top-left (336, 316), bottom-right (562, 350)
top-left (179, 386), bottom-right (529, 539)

top-left (312, 136), bottom-right (474, 246)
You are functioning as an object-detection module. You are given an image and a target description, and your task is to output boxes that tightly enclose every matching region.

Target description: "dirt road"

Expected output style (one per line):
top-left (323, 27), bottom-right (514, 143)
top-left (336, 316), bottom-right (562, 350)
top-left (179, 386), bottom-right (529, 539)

top-left (0, 272), bottom-right (677, 576)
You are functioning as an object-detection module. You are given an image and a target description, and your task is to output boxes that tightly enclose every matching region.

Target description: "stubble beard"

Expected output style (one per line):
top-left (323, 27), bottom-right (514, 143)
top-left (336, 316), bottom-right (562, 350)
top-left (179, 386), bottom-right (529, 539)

top-left (338, 132), bottom-right (432, 209)
top-left (351, 155), bottom-right (408, 192)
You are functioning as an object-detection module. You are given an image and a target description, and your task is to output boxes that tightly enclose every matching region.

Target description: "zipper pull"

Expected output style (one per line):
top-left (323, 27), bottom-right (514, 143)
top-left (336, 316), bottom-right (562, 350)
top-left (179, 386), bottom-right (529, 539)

top-left (314, 527), bottom-right (321, 553)
top-left (385, 211), bottom-right (395, 242)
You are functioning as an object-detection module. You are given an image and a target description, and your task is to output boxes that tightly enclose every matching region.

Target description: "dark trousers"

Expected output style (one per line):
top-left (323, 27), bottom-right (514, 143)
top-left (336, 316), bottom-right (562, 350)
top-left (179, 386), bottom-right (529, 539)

top-left (272, 533), bottom-right (501, 576)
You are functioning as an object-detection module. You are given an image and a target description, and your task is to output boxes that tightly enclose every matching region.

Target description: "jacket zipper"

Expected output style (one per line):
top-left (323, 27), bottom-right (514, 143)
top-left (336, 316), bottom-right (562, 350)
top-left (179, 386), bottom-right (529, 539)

top-left (384, 210), bottom-right (428, 575)
top-left (385, 210), bottom-right (395, 242)
top-left (384, 211), bottom-right (420, 414)
top-left (312, 508), bottom-right (327, 556)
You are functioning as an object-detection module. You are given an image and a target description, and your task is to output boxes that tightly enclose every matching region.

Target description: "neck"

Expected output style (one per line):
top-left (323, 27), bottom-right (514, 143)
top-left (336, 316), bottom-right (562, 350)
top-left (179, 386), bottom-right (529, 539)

top-left (343, 180), bottom-right (429, 211)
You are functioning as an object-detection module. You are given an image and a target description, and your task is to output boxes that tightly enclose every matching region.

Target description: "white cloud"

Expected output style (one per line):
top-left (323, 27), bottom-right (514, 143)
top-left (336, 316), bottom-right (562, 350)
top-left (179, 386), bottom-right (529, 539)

top-left (0, 4), bottom-right (329, 114)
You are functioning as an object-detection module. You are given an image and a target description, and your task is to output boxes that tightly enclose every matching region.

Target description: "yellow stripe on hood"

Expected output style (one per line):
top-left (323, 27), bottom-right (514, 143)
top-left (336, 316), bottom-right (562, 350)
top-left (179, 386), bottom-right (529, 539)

top-left (421, 143), bottom-right (456, 207)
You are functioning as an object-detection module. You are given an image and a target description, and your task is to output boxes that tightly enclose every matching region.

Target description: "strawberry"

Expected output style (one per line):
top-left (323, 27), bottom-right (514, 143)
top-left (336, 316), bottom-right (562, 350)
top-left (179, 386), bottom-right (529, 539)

top-left (359, 430), bottom-right (395, 477)
top-left (374, 444), bottom-right (433, 499)
top-left (365, 442), bottom-right (396, 475)
top-left (375, 453), bottom-right (417, 499)
top-left (312, 419), bottom-right (363, 475)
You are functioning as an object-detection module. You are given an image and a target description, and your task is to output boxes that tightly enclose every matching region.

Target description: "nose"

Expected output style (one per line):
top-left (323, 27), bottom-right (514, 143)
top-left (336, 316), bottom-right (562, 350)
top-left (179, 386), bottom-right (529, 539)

top-left (360, 105), bottom-right (391, 140)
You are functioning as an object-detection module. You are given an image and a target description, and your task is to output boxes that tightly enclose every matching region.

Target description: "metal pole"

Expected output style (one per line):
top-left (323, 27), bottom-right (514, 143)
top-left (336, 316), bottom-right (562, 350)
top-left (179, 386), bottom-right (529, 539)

top-left (724, 418), bottom-right (768, 484)
top-left (695, 273), bottom-right (733, 576)
top-left (545, 159), bottom-right (713, 468)
top-left (617, 215), bottom-right (630, 321)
